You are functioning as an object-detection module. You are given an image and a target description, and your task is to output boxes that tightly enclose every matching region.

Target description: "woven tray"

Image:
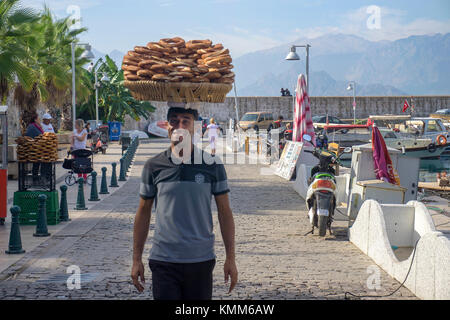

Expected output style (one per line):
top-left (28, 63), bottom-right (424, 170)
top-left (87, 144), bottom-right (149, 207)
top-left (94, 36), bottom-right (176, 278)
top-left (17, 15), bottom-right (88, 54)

top-left (16, 133), bottom-right (58, 162)
top-left (124, 80), bottom-right (233, 103)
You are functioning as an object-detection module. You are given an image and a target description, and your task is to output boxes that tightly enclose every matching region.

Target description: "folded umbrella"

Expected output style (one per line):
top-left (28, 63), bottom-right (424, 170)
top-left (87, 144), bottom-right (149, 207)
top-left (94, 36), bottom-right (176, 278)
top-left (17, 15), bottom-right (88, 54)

top-left (371, 125), bottom-right (400, 185)
top-left (292, 74), bottom-right (315, 146)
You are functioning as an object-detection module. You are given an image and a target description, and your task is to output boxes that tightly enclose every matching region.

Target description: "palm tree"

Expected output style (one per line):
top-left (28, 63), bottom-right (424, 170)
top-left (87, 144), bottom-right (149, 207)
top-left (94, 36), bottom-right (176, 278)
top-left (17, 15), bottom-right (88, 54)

top-left (79, 55), bottom-right (155, 123)
top-left (8, 4), bottom-right (91, 132)
top-left (0, 0), bottom-right (39, 103)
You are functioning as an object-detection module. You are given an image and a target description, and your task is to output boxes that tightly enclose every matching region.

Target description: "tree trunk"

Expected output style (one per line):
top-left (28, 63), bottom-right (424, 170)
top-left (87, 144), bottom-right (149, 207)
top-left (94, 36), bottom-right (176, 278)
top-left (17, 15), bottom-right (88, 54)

top-left (60, 103), bottom-right (73, 131)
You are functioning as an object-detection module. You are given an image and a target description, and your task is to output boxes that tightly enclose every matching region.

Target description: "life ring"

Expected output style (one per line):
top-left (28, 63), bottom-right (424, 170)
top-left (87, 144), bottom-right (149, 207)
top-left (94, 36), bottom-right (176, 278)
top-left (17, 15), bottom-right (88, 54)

top-left (436, 135), bottom-right (447, 146)
top-left (427, 143), bottom-right (437, 153)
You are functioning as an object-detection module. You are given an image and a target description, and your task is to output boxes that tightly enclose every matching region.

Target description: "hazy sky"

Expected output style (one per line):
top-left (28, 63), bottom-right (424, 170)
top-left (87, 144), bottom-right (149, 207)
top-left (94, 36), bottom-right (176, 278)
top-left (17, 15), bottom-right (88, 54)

top-left (22, 0), bottom-right (450, 57)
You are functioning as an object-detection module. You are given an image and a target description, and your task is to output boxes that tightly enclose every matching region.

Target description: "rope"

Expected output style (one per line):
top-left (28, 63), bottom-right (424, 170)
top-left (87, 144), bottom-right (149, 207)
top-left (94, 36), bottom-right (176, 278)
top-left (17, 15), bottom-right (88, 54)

top-left (344, 237), bottom-right (421, 300)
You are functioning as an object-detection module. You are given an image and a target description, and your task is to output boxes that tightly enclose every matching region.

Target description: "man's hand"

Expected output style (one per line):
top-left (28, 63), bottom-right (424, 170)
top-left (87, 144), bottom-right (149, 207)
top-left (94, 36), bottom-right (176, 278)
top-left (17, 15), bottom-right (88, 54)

top-left (131, 260), bottom-right (146, 293)
top-left (224, 257), bottom-right (238, 294)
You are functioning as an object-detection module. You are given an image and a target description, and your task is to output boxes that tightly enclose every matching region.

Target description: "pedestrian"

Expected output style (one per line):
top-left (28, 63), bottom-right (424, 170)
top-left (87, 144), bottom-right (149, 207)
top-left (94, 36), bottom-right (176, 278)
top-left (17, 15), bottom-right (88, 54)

top-left (25, 111), bottom-right (45, 183)
top-left (41, 113), bottom-right (55, 133)
top-left (204, 117), bottom-right (220, 156)
top-left (131, 106), bottom-right (238, 300)
top-left (71, 119), bottom-right (88, 181)
top-left (85, 122), bottom-right (92, 140)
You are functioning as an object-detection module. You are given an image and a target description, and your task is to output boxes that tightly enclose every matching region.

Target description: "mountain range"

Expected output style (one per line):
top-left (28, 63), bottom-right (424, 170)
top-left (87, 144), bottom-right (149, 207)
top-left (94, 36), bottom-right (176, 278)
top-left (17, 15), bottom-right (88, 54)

top-left (93, 33), bottom-right (450, 97)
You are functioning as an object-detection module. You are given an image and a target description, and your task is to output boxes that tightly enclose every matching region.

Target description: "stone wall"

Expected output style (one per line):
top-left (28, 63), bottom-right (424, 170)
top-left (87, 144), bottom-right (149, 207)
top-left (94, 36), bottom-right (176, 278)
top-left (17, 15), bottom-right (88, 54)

top-left (4, 95), bottom-right (449, 137)
top-left (124, 95), bottom-right (450, 130)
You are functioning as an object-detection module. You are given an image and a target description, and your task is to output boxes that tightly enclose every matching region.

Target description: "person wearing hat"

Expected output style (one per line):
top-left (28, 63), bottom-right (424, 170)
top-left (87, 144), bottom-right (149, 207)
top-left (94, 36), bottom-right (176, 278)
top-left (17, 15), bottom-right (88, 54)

top-left (131, 104), bottom-right (238, 300)
top-left (41, 113), bottom-right (55, 133)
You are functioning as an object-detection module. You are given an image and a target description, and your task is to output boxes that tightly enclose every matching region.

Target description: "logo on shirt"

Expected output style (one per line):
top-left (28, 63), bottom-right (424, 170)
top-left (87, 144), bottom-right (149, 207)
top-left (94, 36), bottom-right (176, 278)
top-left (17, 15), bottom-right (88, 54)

top-left (195, 173), bottom-right (205, 184)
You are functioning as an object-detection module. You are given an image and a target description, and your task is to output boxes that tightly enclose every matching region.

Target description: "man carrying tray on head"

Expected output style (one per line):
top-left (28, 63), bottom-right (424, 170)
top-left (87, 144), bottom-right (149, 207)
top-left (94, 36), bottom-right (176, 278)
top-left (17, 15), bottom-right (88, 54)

top-left (131, 103), bottom-right (238, 300)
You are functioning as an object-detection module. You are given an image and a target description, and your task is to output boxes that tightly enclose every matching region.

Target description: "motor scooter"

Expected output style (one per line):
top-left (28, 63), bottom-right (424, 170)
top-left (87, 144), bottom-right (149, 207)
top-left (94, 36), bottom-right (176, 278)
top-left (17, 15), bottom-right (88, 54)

top-left (90, 129), bottom-right (107, 154)
top-left (303, 133), bottom-right (352, 237)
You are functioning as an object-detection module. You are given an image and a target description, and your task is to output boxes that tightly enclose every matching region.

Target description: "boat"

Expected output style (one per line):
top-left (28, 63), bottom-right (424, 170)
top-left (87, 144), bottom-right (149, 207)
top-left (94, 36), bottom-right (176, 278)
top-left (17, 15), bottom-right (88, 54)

top-left (147, 121), bottom-right (168, 138)
top-left (323, 115), bottom-right (450, 158)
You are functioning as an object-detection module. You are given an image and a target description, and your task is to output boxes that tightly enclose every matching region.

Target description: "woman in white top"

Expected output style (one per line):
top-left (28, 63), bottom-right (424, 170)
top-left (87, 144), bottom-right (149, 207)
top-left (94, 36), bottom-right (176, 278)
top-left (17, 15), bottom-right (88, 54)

top-left (71, 119), bottom-right (88, 180)
top-left (72, 119), bottom-right (88, 150)
top-left (204, 118), bottom-right (219, 156)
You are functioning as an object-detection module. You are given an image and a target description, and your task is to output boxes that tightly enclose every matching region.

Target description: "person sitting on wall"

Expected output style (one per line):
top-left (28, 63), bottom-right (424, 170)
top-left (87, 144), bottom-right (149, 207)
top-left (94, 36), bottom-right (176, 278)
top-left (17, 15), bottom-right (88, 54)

top-left (280, 88), bottom-right (286, 96)
top-left (285, 89), bottom-right (291, 96)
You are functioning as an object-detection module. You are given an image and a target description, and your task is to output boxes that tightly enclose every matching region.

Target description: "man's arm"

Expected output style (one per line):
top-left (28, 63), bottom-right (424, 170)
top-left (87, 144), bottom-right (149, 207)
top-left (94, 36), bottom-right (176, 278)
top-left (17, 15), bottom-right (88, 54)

top-left (131, 197), bottom-right (153, 292)
top-left (215, 192), bottom-right (238, 294)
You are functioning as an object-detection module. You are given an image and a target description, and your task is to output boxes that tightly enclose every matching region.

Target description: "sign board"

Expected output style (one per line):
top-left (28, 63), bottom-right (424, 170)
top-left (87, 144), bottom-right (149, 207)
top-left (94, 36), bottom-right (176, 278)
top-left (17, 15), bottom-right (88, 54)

top-left (275, 141), bottom-right (304, 180)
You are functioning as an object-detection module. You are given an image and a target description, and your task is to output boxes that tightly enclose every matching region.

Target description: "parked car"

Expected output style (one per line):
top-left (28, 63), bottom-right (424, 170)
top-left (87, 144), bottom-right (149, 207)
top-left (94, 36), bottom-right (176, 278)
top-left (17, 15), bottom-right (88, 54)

top-left (312, 115), bottom-right (348, 133)
top-left (239, 112), bottom-right (274, 132)
top-left (430, 109), bottom-right (450, 122)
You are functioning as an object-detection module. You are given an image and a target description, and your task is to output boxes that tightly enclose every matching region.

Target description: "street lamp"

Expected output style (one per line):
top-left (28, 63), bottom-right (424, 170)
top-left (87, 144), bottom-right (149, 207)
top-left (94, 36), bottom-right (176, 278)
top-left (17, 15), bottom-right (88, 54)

top-left (347, 81), bottom-right (356, 124)
top-left (286, 44), bottom-right (311, 119)
top-left (285, 44), bottom-right (311, 94)
top-left (71, 42), bottom-right (94, 130)
top-left (87, 59), bottom-right (109, 129)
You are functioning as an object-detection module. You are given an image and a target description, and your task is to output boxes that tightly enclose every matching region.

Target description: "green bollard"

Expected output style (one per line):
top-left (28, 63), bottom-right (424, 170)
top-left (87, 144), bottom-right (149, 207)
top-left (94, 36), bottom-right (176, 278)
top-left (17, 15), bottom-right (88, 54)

top-left (5, 206), bottom-right (25, 254)
top-left (59, 185), bottom-right (70, 221)
top-left (89, 171), bottom-right (100, 201)
top-left (99, 167), bottom-right (109, 194)
top-left (109, 163), bottom-right (119, 187)
top-left (74, 178), bottom-right (87, 210)
top-left (34, 194), bottom-right (51, 237)
top-left (119, 158), bottom-right (127, 181)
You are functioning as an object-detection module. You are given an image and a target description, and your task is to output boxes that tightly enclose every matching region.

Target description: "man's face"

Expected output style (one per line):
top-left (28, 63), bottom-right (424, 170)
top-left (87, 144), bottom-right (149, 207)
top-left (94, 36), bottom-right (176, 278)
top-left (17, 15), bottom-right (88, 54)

top-left (43, 119), bottom-right (51, 125)
top-left (168, 112), bottom-right (195, 146)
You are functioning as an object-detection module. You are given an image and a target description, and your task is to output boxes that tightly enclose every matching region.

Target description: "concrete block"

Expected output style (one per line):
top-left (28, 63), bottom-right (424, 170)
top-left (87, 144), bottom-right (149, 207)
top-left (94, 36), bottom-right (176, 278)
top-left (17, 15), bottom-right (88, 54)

top-left (349, 200), bottom-right (371, 255)
top-left (366, 201), bottom-right (396, 275)
top-left (350, 198), bottom-right (450, 299)
top-left (434, 234), bottom-right (450, 300)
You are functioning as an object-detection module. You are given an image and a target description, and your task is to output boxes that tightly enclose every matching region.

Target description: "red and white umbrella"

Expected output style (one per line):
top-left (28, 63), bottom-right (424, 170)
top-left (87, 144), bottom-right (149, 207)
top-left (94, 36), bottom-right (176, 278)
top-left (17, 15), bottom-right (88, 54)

top-left (293, 74), bottom-right (315, 146)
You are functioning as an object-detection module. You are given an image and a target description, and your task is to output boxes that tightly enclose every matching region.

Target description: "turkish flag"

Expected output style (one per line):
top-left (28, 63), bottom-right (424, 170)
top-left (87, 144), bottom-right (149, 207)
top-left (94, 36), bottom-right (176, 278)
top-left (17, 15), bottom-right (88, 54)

top-left (402, 99), bottom-right (409, 113)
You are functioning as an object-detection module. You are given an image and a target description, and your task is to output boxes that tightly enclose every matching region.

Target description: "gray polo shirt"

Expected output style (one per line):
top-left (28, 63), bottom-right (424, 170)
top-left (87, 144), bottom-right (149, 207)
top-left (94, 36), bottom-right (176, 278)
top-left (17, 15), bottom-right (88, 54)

top-left (140, 147), bottom-right (230, 263)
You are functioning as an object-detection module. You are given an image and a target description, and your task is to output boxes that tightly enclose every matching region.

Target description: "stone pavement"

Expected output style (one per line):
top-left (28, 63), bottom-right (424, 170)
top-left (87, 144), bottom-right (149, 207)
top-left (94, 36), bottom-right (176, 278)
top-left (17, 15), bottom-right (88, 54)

top-left (0, 138), bottom-right (418, 300)
top-left (0, 142), bottom-right (129, 274)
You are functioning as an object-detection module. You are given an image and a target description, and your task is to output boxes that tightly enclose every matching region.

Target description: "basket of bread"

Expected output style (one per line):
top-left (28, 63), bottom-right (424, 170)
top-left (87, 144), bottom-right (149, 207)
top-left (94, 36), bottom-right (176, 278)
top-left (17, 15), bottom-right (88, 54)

top-left (122, 37), bottom-right (234, 103)
top-left (15, 132), bottom-right (58, 163)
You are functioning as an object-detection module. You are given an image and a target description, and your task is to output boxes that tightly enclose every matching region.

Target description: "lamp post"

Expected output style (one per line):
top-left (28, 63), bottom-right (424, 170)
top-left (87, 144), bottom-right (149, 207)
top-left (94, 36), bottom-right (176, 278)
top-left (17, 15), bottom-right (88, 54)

top-left (347, 81), bottom-right (356, 124)
top-left (285, 44), bottom-right (311, 119)
top-left (71, 42), bottom-right (94, 130)
top-left (87, 60), bottom-right (110, 129)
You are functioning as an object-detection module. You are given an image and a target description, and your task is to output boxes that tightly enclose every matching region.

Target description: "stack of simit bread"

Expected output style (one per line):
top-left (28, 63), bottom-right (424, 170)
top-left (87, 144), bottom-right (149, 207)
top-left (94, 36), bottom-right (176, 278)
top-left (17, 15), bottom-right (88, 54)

top-left (122, 37), bottom-right (234, 84)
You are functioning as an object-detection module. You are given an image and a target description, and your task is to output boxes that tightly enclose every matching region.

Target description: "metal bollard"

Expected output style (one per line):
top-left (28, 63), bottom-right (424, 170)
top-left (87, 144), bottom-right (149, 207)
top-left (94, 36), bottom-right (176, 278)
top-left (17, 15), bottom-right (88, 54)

top-left (89, 171), bottom-right (100, 201)
top-left (5, 206), bottom-right (25, 254)
top-left (74, 178), bottom-right (87, 210)
top-left (119, 158), bottom-right (127, 181)
top-left (99, 167), bottom-right (109, 194)
top-left (59, 185), bottom-right (70, 221)
top-left (34, 194), bottom-right (51, 237)
top-left (109, 163), bottom-right (119, 187)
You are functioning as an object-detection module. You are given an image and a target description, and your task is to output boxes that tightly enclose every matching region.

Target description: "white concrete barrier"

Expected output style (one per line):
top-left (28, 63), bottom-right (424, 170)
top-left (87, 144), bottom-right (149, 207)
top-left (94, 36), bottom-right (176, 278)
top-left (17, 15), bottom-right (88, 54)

top-left (349, 199), bottom-right (450, 300)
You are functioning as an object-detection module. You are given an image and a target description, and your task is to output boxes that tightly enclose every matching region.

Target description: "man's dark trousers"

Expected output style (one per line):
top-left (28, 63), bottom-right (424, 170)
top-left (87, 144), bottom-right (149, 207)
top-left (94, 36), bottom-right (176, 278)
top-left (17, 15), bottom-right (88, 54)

top-left (149, 259), bottom-right (216, 300)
